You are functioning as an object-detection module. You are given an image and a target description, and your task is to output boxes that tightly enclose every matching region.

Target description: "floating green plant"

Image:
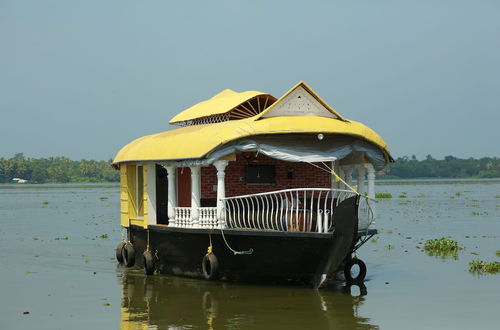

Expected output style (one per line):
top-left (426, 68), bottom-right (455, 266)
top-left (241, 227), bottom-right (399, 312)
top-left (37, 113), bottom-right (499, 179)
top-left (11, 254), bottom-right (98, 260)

top-left (469, 260), bottom-right (500, 274)
top-left (417, 194), bottom-right (426, 198)
top-left (471, 211), bottom-right (488, 216)
top-left (455, 192), bottom-right (461, 197)
top-left (41, 201), bottom-right (49, 205)
top-left (99, 196), bottom-right (108, 200)
top-left (375, 192), bottom-right (392, 198)
top-left (384, 244), bottom-right (395, 250)
top-left (399, 194), bottom-right (407, 198)
top-left (386, 229), bottom-right (393, 234)
top-left (424, 237), bottom-right (463, 259)
top-left (97, 234), bottom-right (109, 239)
top-left (371, 237), bottom-right (378, 243)
top-left (496, 250), bottom-right (500, 257)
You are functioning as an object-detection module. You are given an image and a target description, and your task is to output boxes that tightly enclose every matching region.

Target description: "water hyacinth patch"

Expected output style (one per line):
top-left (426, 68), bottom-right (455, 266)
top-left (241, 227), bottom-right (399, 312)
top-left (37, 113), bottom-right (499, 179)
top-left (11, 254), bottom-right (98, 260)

top-left (424, 237), bottom-right (463, 259)
top-left (469, 260), bottom-right (500, 274)
top-left (375, 192), bottom-right (392, 198)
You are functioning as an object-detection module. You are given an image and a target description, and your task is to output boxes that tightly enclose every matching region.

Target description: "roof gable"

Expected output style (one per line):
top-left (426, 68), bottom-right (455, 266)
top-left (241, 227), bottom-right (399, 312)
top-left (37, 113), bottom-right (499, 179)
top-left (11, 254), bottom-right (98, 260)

top-left (256, 81), bottom-right (346, 121)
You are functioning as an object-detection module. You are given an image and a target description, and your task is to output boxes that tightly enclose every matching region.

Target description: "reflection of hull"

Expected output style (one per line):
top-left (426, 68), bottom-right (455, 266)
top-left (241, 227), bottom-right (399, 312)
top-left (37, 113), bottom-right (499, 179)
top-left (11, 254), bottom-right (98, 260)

top-left (128, 196), bottom-right (361, 288)
top-left (120, 270), bottom-right (377, 329)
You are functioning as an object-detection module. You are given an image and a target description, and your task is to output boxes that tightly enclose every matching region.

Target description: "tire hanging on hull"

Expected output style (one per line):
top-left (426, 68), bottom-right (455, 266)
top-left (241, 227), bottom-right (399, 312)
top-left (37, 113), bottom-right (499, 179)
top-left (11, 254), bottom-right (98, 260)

top-left (122, 242), bottom-right (136, 267)
top-left (143, 250), bottom-right (155, 275)
top-left (202, 253), bottom-right (219, 280)
top-left (344, 258), bottom-right (366, 283)
top-left (116, 242), bottom-right (126, 264)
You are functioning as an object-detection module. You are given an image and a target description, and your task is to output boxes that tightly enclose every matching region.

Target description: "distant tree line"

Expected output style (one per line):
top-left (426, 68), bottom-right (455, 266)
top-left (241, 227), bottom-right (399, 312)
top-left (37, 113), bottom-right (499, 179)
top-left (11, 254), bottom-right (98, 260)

top-left (0, 153), bottom-right (119, 183)
top-left (380, 155), bottom-right (500, 179)
top-left (1, 153), bottom-right (499, 183)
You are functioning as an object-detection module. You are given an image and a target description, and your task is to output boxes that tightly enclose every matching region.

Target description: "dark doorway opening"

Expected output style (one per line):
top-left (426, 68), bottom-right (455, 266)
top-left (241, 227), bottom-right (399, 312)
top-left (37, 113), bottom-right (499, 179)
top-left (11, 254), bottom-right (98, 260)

top-left (156, 164), bottom-right (169, 225)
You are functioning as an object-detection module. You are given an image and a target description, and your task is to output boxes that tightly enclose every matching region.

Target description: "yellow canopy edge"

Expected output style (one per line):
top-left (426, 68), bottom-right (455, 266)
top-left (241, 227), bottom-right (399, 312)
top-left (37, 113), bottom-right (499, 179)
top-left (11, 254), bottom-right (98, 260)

top-left (169, 89), bottom-right (276, 124)
top-left (113, 116), bottom-right (391, 164)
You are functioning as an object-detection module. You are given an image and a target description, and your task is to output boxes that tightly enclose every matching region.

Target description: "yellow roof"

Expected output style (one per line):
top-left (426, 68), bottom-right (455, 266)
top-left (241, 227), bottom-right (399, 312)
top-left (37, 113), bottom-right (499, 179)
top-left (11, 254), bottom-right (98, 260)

top-left (114, 82), bottom-right (392, 164)
top-left (113, 116), bottom-right (391, 164)
top-left (169, 89), bottom-right (276, 124)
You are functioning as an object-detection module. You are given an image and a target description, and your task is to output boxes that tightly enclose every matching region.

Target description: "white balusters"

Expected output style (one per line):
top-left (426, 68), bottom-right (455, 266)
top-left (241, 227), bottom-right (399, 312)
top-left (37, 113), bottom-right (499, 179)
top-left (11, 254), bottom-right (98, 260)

top-left (223, 188), bottom-right (361, 233)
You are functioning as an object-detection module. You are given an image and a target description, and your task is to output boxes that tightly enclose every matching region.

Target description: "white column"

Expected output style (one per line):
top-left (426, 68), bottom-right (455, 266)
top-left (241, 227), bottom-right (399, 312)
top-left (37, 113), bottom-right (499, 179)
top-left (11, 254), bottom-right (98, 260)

top-left (165, 165), bottom-right (177, 226)
top-left (190, 166), bottom-right (201, 227)
top-left (366, 164), bottom-right (375, 200)
top-left (344, 166), bottom-right (354, 188)
top-left (330, 161), bottom-right (337, 190)
top-left (146, 163), bottom-right (157, 226)
top-left (214, 160), bottom-right (228, 228)
top-left (338, 167), bottom-right (345, 189)
top-left (366, 163), bottom-right (376, 222)
top-left (356, 165), bottom-right (367, 195)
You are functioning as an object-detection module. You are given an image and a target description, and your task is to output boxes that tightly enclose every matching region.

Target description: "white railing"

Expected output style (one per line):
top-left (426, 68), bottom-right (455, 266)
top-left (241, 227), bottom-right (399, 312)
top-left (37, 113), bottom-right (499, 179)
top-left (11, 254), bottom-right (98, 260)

top-left (174, 207), bottom-right (191, 227)
top-left (173, 207), bottom-right (219, 228)
top-left (199, 207), bottom-right (218, 228)
top-left (171, 189), bottom-right (374, 232)
top-left (223, 188), bottom-right (363, 233)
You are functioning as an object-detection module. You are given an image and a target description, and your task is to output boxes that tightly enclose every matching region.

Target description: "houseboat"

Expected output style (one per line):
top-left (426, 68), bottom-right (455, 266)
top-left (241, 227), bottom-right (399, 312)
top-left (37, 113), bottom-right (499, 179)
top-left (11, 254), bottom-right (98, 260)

top-left (113, 81), bottom-right (392, 288)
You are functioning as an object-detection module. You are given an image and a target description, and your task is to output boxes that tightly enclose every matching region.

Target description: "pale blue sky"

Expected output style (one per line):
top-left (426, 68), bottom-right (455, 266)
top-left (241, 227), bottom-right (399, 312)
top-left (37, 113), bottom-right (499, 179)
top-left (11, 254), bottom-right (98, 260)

top-left (1, 0), bottom-right (499, 160)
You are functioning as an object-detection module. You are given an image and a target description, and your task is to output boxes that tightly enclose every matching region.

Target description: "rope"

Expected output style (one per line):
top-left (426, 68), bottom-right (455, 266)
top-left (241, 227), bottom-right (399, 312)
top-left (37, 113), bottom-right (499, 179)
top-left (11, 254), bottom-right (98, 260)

top-left (306, 161), bottom-right (360, 195)
top-left (220, 227), bottom-right (253, 255)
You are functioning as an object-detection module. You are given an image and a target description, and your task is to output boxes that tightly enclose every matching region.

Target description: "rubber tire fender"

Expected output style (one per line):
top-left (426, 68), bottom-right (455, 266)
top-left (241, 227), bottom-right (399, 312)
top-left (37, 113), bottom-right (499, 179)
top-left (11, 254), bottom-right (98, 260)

top-left (202, 253), bottom-right (219, 280)
top-left (344, 258), bottom-right (367, 283)
top-left (116, 242), bottom-right (126, 264)
top-left (143, 250), bottom-right (155, 275)
top-left (122, 242), bottom-right (136, 267)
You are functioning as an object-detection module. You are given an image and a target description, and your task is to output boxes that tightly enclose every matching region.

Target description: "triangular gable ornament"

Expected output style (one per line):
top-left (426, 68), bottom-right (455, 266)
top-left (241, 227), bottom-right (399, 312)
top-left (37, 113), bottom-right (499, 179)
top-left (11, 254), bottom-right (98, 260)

top-left (257, 82), bottom-right (346, 121)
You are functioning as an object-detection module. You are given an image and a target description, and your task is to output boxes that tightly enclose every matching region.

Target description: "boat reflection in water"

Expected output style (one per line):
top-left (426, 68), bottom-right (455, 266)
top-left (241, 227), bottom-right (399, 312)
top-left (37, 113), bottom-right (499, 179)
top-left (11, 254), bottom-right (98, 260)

top-left (119, 269), bottom-right (377, 329)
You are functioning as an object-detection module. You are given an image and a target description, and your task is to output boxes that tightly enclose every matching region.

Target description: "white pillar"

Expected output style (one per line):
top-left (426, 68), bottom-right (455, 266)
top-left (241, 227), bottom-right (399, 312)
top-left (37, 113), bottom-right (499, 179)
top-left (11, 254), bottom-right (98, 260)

top-left (214, 160), bottom-right (228, 228)
top-left (190, 166), bottom-right (201, 227)
top-left (356, 165), bottom-right (367, 195)
top-left (338, 167), bottom-right (345, 189)
top-left (366, 164), bottom-right (375, 200)
top-left (366, 163), bottom-right (376, 222)
top-left (344, 166), bottom-right (354, 188)
top-left (165, 165), bottom-right (177, 226)
top-left (330, 161), bottom-right (338, 190)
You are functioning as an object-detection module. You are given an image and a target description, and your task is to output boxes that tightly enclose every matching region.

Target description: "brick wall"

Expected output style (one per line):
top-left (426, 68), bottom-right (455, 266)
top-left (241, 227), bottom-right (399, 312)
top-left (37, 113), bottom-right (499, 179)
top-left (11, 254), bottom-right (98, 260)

top-left (201, 154), bottom-right (331, 198)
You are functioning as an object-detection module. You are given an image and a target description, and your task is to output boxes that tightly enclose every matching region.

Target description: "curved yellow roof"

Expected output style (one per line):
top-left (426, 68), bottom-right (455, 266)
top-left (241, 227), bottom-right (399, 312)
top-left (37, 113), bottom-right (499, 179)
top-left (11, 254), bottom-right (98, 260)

top-left (113, 116), bottom-right (391, 164)
top-left (169, 89), bottom-right (276, 124)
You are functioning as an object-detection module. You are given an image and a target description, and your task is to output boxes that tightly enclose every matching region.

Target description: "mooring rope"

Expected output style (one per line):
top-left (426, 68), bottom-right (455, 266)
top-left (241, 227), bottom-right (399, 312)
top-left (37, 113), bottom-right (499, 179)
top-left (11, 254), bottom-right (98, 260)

top-left (220, 227), bottom-right (253, 255)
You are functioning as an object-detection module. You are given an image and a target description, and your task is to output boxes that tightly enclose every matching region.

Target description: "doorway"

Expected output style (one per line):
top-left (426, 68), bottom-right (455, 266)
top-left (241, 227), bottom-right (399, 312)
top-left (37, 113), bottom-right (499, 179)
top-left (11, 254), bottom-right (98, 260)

top-left (155, 164), bottom-right (169, 225)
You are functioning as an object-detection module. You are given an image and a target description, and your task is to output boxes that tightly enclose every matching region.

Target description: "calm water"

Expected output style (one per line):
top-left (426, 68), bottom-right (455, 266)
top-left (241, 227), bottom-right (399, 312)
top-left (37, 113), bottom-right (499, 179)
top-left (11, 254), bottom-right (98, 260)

top-left (0, 180), bottom-right (499, 329)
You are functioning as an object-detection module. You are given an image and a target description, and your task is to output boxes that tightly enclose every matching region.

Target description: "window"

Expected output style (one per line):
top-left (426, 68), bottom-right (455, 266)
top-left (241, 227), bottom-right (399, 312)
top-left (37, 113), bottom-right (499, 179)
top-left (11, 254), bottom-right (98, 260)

top-left (246, 164), bottom-right (275, 184)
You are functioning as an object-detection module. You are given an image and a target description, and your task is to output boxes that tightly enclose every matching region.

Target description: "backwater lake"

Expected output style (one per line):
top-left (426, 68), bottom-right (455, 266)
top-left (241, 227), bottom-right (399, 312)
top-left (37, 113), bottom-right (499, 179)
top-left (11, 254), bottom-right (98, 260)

top-left (0, 179), bottom-right (499, 329)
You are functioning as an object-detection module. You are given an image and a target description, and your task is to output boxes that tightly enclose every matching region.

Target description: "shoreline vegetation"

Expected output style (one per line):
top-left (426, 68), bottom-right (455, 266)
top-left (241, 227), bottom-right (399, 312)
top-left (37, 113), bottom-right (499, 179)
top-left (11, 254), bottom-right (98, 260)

top-left (1, 153), bottom-right (499, 184)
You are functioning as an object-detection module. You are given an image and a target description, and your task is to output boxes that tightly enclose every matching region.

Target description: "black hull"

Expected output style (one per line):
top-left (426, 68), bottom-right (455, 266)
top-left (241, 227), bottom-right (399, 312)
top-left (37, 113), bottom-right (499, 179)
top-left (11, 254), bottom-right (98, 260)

top-left (125, 196), bottom-right (362, 288)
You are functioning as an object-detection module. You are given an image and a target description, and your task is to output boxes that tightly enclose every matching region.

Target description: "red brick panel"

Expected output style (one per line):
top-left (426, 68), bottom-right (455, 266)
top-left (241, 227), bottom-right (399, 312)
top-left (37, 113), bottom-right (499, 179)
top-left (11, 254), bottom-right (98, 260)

top-left (201, 154), bottom-right (331, 199)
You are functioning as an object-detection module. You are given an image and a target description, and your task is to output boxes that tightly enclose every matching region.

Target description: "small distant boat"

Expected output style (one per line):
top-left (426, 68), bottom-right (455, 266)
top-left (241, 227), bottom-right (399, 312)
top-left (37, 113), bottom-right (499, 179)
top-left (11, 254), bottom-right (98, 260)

top-left (112, 81), bottom-right (393, 288)
top-left (10, 178), bottom-right (29, 184)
